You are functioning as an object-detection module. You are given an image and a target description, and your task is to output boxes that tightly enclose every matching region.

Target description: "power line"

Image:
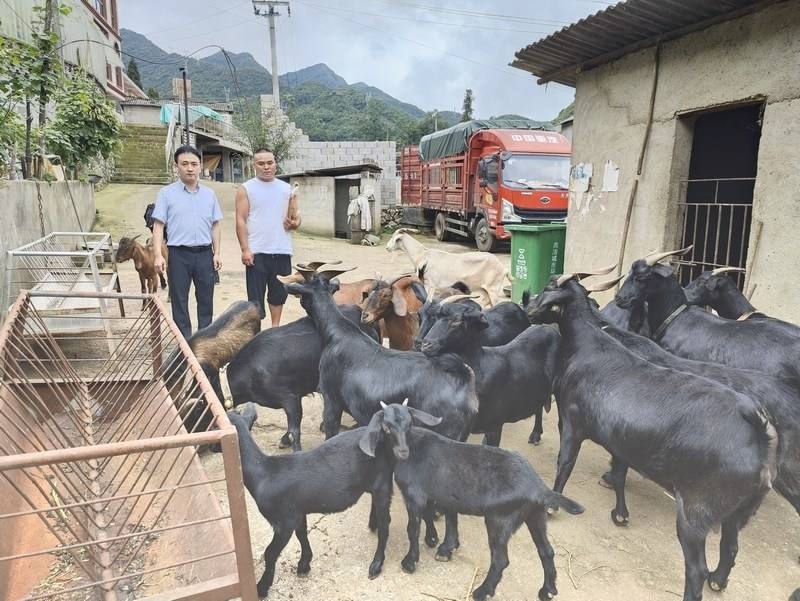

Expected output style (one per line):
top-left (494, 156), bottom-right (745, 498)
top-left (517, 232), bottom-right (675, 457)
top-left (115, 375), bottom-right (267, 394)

top-left (295, 0), bottom-right (555, 35)
top-left (299, 2), bottom-right (535, 82)
top-left (369, 1), bottom-right (574, 27)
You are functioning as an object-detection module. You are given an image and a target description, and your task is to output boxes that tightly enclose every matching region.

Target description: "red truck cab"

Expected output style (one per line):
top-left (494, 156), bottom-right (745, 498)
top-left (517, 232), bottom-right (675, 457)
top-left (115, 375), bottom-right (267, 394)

top-left (400, 122), bottom-right (571, 251)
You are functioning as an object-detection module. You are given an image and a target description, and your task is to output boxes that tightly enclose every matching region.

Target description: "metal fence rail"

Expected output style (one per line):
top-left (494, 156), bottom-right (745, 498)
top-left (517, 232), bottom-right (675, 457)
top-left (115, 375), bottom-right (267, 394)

top-left (0, 291), bottom-right (256, 601)
top-left (674, 177), bottom-right (755, 288)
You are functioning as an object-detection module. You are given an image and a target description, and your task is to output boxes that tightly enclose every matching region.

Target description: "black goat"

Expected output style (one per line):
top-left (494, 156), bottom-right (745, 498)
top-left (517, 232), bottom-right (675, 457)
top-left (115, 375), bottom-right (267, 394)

top-left (616, 250), bottom-right (800, 382)
top-left (285, 273), bottom-right (479, 562)
top-left (164, 301), bottom-right (261, 430)
top-left (361, 402), bottom-right (583, 601)
top-left (685, 268), bottom-right (800, 333)
top-left (413, 284), bottom-right (529, 349)
top-left (228, 403), bottom-right (393, 597)
top-left (791, 588), bottom-right (800, 601)
top-left (527, 274), bottom-right (777, 601)
top-left (419, 300), bottom-right (559, 447)
top-left (226, 304), bottom-right (380, 451)
top-left (581, 282), bottom-right (800, 556)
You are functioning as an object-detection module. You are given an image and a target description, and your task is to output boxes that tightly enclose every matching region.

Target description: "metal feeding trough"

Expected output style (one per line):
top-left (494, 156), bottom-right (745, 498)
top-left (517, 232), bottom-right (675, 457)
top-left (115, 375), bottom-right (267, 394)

top-left (0, 290), bottom-right (256, 601)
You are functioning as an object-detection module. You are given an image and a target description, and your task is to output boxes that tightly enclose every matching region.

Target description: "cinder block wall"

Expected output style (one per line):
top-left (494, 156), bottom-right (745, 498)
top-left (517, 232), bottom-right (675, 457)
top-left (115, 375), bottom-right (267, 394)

top-left (261, 95), bottom-right (398, 204)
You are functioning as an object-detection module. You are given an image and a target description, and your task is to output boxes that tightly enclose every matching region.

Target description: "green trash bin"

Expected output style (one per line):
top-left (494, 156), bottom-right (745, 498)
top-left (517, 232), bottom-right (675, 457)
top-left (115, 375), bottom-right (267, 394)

top-left (505, 223), bottom-right (567, 303)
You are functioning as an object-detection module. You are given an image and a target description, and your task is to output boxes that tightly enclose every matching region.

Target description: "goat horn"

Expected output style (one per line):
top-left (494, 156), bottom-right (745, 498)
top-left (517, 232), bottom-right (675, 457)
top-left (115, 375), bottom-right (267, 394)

top-left (380, 401), bottom-right (388, 409)
top-left (644, 245), bottom-right (693, 266)
top-left (402, 398), bottom-right (409, 406)
top-left (297, 260), bottom-right (342, 271)
top-left (440, 293), bottom-right (480, 305)
top-left (710, 266), bottom-right (746, 276)
top-left (316, 267), bottom-right (357, 281)
top-left (388, 273), bottom-right (414, 287)
top-left (575, 263), bottom-right (617, 278)
top-left (555, 273), bottom-right (574, 287)
top-left (277, 273), bottom-right (305, 285)
top-left (585, 275), bottom-right (624, 292)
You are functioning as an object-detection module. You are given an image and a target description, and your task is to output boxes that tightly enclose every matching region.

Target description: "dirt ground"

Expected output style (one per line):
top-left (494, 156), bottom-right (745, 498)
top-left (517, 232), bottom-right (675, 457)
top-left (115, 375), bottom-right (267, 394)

top-left (97, 182), bottom-right (800, 601)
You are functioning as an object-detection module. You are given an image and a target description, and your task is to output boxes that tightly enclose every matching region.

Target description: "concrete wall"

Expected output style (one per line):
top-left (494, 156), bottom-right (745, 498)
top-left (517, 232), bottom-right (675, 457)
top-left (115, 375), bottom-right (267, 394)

top-left (289, 176), bottom-right (335, 237)
top-left (566, 1), bottom-right (800, 320)
top-left (122, 104), bottom-right (164, 127)
top-left (0, 181), bottom-right (95, 305)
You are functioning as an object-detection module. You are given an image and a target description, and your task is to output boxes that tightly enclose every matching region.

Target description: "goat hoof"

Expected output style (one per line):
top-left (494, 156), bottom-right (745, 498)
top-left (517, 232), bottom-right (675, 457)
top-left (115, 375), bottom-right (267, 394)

top-left (599, 471), bottom-right (614, 489)
top-left (278, 434), bottom-right (292, 449)
top-left (318, 421), bottom-right (325, 433)
top-left (707, 573), bottom-right (728, 592)
top-left (297, 561), bottom-right (311, 576)
top-left (611, 509), bottom-right (629, 527)
top-left (471, 585), bottom-right (492, 601)
top-left (424, 533), bottom-right (439, 548)
top-left (546, 506), bottom-right (559, 517)
top-left (435, 545), bottom-right (454, 562)
top-left (401, 556), bottom-right (417, 574)
top-left (256, 582), bottom-right (271, 599)
top-left (368, 560), bottom-right (383, 580)
top-left (538, 585), bottom-right (557, 601)
top-left (528, 432), bottom-right (542, 445)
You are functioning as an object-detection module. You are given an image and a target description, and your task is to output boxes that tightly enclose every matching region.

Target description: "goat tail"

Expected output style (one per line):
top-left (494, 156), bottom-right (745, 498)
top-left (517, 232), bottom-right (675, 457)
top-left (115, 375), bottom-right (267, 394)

top-left (740, 402), bottom-right (778, 487)
top-left (542, 490), bottom-right (584, 515)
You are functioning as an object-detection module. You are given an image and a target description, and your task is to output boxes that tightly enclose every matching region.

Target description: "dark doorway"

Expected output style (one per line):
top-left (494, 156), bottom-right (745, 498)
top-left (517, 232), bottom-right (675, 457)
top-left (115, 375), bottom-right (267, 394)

top-left (677, 103), bottom-right (762, 288)
top-left (334, 179), bottom-right (360, 239)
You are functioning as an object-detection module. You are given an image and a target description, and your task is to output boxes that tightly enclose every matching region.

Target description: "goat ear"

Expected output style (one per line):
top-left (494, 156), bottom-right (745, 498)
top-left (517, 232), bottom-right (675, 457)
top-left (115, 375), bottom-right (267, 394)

top-left (408, 407), bottom-right (442, 427)
top-left (652, 263), bottom-right (674, 278)
top-left (328, 278), bottom-right (341, 295)
top-left (466, 309), bottom-right (489, 330)
top-left (358, 411), bottom-right (384, 458)
top-left (410, 281), bottom-right (427, 304)
top-left (392, 286), bottom-right (408, 316)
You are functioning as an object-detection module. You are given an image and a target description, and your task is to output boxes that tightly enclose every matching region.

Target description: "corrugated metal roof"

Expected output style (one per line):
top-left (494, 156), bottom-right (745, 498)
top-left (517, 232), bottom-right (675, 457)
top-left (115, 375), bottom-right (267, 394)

top-left (511, 0), bottom-right (788, 87)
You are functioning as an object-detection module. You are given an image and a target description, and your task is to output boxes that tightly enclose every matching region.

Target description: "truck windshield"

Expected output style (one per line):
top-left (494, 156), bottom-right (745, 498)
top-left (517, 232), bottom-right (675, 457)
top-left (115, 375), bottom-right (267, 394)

top-left (502, 155), bottom-right (570, 190)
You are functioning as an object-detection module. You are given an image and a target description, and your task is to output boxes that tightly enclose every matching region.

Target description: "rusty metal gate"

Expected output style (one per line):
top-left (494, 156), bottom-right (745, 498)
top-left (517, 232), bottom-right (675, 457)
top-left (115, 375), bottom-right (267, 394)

top-left (673, 177), bottom-right (755, 289)
top-left (0, 290), bottom-right (256, 601)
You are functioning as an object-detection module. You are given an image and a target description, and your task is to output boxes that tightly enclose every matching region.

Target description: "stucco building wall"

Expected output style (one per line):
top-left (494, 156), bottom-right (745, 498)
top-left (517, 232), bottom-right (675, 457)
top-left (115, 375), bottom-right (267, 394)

top-left (566, 1), bottom-right (800, 320)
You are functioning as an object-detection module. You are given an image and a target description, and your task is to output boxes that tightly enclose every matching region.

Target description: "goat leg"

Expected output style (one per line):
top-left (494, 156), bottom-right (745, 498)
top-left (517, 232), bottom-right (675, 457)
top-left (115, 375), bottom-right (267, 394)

top-left (295, 516), bottom-right (313, 576)
top-left (422, 503), bottom-right (439, 548)
top-left (528, 406), bottom-right (544, 445)
top-left (552, 419), bottom-right (583, 496)
top-left (257, 524), bottom-right (293, 597)
top-left (608, 456), bottom-right (631, 526)
top-left (321, 391), bottom-right (344, 440)
top-left (368, 473), bottom-right (392, 579)
top-left (675, 496), bottom-right (710, 601)
top-left (139, 274), bottom-right (147, 310)
top-left (435, 510), bottom-right (460, 561)
top-left (526, 509), bottom-right (558, 601)
top-left (482, 428), bottom-right (502, 447)
top-left (401, 499), bottom-right (424, 574)
top-left (471, 514), bottom-right (512, 601)
top-left (279, 396), bottom-right (303, 451)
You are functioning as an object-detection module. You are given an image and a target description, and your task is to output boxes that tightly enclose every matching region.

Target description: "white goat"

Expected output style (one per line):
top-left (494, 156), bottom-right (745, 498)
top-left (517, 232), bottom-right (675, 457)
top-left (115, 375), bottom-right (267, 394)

top-left (386, 229), bottom-right (510, 306)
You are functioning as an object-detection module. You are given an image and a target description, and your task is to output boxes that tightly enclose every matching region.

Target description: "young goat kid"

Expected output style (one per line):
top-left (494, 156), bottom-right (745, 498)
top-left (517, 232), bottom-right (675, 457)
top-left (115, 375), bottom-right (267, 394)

top-left (116, 235), bottom-right (168, 307)
top-left (285, 271), bottom-right (479, 562)
top-left (228, 403), bottom-right (393, 597)
top-left (361, 401), bottom-right (583, 601)
top-left (360, 273), bottom-right (423, 350)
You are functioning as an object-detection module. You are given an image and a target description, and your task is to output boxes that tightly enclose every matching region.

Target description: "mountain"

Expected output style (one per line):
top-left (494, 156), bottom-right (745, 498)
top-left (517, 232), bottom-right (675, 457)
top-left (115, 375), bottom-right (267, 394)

top-left (120, 29), bottom-right (543, 142)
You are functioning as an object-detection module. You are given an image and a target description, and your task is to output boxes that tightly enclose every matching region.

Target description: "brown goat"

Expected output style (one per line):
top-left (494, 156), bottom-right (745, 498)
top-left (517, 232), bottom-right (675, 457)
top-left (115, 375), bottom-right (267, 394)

top-left (360, 274), bottom-right (423, 350)
top-left (116, 235), bottom-right (169, 307)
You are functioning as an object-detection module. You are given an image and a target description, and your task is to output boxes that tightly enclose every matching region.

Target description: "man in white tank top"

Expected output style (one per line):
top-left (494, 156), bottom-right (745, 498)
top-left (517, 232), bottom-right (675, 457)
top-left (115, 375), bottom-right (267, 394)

top-left (235, 149), bottom-right (301, 326)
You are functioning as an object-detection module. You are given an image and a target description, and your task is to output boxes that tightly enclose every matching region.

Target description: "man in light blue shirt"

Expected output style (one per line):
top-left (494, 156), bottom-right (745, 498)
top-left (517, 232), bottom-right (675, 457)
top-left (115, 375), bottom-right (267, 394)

top-left (152, 145), bottom-right (223, 339)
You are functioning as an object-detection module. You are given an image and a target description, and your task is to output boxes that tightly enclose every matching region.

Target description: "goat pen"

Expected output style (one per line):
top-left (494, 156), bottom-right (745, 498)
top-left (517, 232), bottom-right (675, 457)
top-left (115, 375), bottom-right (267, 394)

top-left (0, 290), bottom-right (257, 601)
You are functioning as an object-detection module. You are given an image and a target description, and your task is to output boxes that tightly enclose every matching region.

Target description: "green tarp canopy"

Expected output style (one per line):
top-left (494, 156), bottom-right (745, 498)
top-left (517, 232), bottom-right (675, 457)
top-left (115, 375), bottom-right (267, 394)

top-left (159, 103), bottom-right (224, 125)
top-left (418, 118), bottom-right (554, 161)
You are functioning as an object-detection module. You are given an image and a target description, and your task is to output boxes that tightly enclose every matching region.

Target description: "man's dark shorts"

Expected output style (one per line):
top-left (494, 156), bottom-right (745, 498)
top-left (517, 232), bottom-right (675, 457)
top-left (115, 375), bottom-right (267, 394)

top-left (246, 253), bottom-right (292, 318)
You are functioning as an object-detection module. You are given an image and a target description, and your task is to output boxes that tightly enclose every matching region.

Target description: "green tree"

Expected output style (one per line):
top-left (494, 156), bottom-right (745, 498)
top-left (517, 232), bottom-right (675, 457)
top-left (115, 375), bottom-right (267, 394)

top-left (461, 88), bottom-right (474, 122)
top-left (146, 87), bottom-right (160, 99)
top-left (127, 57), bottom-right (143, 88)
top-left (46, 69), bottom-right (121, 177)
top-left (237, 97), bottom-right (298, 166)
top-left (360, 97), bottom-right (386, 141)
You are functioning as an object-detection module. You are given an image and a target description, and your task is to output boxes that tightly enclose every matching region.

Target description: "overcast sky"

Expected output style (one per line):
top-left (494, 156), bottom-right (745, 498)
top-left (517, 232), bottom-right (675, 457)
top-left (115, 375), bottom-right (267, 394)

top-left (119, 1), bottom-right (612, 120)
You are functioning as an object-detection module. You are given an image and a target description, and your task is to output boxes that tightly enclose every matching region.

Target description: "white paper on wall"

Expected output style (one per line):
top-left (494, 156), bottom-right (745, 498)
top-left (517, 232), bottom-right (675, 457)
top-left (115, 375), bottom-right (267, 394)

top-left (601, 160), bottom-right (620, 192)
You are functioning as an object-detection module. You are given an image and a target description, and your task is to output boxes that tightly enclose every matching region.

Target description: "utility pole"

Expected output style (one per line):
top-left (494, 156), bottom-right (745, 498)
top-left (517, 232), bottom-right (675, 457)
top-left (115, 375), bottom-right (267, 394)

top-left (179, 66), bottom-right (190, 145)
top-left (433, 109), bottom-right (438, 132)
top-left (253, 1), bottom-right (290, 109)
top-left (35, 0), bottom-right (56, 178)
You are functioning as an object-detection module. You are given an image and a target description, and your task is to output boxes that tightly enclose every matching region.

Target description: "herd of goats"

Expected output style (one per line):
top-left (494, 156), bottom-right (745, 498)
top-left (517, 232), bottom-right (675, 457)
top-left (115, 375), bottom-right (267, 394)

top-left (146, 231), bottom-right (800, 601)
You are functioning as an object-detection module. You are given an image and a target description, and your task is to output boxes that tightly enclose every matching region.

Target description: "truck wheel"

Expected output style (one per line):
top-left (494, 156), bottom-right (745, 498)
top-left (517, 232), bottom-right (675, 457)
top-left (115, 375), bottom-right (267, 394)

top-left (434, 212), bottom-right (451, 242)
top-left (474, 218), bottom-right (497, 252)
